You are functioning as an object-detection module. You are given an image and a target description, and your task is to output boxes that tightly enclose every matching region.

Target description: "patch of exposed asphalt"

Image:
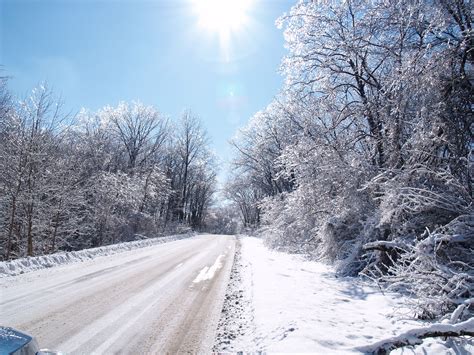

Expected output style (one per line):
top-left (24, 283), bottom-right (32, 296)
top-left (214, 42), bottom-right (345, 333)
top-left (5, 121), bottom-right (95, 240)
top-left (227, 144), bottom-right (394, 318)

top-left (213, 237), bottom-right (256, 352)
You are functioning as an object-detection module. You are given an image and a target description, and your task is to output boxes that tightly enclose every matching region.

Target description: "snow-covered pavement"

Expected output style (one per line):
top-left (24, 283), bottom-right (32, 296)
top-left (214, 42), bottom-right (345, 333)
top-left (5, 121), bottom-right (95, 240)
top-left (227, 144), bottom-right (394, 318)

top-left (215, 237), bottom-right (473, 354)
top-left (0, 234), bottom-right (235, 354)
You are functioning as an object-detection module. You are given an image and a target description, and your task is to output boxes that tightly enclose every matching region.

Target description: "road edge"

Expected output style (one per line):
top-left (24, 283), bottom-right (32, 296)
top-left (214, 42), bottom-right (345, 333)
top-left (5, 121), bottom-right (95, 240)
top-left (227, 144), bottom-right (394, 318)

top-left (213, 235), bottom-right (257, 351)
top-left (0, 232), bottom-right (197, 278)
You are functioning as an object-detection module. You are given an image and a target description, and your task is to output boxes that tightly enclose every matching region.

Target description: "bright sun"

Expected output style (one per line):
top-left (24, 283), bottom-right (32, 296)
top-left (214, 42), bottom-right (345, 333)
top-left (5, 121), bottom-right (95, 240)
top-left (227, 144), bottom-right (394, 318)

top-left (193, 0), bottom-right (253, 36)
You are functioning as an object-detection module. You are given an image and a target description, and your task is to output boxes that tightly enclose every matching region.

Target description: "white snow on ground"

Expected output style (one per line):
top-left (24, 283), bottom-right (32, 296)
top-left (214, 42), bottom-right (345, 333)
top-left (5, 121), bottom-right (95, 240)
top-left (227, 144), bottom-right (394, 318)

top-left (193, 254), bottom-right (225, 283)
top-left (0, 233), bottom-right (195, 277)
top-left (217, 237), bottom-right (473, 354)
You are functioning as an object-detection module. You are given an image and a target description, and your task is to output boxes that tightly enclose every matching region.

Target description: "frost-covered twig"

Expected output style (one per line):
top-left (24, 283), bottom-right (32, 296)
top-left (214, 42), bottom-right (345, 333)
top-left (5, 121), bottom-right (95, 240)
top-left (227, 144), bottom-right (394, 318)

top-left (362, 213), bottom-right (474, 320)
top-left (450, 298), bottom-right (474, 324)
top-left (363, 241), bottom-right (407, 253)
top-left (357, 317), bottom-right (474, 354)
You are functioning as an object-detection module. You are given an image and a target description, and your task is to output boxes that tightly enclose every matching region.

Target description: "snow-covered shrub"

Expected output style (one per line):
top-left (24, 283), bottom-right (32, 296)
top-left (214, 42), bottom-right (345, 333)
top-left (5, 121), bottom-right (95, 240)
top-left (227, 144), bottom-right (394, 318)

top-left (369, 166), bottom-right (471, 238)
top-left (359, 165), bottom-right (472, 275)
top-left (258, 139), bottom-right (379, 273)
top-left (363, 213), bottom-right (474, 320)
top-left (319, 208), bottom-right (375, 276)
top-left (259, 190), bottom-right (321, 254)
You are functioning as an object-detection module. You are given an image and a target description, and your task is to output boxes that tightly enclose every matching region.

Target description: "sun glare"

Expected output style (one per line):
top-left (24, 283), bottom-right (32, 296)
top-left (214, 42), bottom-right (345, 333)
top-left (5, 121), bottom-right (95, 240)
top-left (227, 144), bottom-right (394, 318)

top-left (193, 0), bottom-right (253, 36)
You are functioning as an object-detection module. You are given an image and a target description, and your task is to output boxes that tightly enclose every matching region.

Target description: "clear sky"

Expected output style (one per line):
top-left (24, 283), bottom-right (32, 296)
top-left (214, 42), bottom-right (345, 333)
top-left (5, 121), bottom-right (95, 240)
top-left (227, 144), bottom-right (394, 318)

top-left (1, 0), bottom-right (294, 187)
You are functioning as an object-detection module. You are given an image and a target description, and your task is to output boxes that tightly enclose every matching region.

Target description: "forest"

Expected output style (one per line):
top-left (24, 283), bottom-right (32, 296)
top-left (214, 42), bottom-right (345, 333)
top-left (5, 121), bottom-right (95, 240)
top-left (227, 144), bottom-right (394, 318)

top-left (225, 0), bottom-right (473, 323)
top-left (0, 80), bottom-right (218, 259)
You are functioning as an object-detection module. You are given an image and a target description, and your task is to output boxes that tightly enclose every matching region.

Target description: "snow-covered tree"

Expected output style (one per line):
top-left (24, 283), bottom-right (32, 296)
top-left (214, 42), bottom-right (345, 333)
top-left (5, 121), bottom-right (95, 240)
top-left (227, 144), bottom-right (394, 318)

top-left (0, 85), bottom-right (218, 259)
top-left (230, 0), bottom-right (473, 322)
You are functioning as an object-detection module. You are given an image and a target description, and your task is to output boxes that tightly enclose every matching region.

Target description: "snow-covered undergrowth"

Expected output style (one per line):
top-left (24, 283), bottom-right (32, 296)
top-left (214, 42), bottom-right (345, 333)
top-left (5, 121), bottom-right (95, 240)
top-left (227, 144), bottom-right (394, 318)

top-left (0, 233), bottom-right (195, 277)
top-left (217, 237), bottom-right (473, 354)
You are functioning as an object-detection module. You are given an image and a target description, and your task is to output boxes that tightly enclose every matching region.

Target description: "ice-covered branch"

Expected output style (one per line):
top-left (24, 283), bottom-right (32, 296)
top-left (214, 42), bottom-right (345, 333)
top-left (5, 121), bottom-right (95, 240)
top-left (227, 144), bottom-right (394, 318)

top-left (357, 317), bottom-right (474, 354)
top-left (363, 241), bottom-right (406, 253)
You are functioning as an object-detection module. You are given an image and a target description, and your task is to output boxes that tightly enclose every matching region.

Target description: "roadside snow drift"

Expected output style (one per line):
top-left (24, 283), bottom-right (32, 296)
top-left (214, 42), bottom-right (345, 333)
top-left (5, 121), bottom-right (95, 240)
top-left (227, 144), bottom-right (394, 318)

top-left (0, 233), bottom-right (194, 277)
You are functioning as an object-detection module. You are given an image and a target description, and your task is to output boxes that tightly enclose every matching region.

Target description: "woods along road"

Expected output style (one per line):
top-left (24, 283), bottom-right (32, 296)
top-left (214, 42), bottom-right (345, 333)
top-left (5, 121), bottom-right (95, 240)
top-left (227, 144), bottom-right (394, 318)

top-left (0, 235), bottom-right (235, 354)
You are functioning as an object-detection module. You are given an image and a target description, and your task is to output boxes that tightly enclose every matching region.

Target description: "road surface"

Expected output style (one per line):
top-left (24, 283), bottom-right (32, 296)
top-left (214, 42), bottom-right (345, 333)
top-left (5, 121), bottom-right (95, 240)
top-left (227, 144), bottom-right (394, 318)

top-left (0, 234), bottom-right (235, 354)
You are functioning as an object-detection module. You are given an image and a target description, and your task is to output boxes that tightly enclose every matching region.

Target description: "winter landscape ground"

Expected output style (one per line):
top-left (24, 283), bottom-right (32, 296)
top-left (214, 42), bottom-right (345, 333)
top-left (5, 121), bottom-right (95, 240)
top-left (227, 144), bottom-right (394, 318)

top-left (1, 235), bottom-right (473, 354)
top-left (1, 0), bottom-right (473, 353)
top-left (214, 237), bottom-right (474, 354)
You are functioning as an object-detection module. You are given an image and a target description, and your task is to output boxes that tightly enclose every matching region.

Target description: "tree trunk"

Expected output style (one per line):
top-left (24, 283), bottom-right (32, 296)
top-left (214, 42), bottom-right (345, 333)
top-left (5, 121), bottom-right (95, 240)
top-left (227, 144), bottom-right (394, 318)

top-left (51, 206), bottom-right (61, 253)
top-left (26, 201), bottom-right (34, 257)
top-left (5, 194), bottom-right (18, 260)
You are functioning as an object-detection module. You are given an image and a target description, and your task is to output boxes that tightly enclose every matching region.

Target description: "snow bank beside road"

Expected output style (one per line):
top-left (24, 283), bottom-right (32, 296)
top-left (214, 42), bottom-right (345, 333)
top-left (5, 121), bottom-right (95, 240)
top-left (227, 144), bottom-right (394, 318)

top-left (216, 237), bottom-right (473, 354)
top-left (0, 233), bottom-right (194, 277)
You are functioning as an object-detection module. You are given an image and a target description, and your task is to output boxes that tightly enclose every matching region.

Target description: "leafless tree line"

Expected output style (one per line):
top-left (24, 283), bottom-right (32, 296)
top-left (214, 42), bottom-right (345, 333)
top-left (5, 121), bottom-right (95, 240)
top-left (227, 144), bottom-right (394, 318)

top-left (0, 83), bottom-right (217, 260)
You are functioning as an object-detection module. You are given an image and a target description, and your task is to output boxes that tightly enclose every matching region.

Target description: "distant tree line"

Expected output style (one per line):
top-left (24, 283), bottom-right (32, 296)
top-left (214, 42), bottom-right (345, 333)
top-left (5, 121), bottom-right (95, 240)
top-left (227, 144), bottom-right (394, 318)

top-left (0, 80), bottom-right (217, 260)
top-left (227, 0), bottom-right (473, 321)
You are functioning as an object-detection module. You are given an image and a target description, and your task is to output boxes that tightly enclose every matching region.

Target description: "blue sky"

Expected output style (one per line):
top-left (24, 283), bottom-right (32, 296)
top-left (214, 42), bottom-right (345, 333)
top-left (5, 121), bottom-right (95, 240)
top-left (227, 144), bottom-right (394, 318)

top-left (1, 0), bottom-right (293, 185)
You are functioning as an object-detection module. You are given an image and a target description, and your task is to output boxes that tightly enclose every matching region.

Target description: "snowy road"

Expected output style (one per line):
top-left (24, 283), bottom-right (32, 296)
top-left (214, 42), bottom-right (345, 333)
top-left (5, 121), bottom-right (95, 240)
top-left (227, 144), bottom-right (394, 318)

top-left (0, 234), bottom-right (235, 354)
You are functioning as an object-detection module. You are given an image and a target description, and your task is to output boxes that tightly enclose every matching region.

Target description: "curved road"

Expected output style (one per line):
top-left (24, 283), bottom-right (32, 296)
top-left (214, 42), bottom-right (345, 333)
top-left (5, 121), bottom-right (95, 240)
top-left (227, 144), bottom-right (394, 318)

top-left (0, 234), bottom-right (235, 354)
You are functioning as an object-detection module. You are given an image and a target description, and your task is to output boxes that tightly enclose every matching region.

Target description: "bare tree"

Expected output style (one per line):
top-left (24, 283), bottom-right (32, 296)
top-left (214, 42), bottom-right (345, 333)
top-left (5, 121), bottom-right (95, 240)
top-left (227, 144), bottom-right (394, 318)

top-left (109, 102), bottom-right (168, 172)
top-left (175, 111), bottom-right (210, 222)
